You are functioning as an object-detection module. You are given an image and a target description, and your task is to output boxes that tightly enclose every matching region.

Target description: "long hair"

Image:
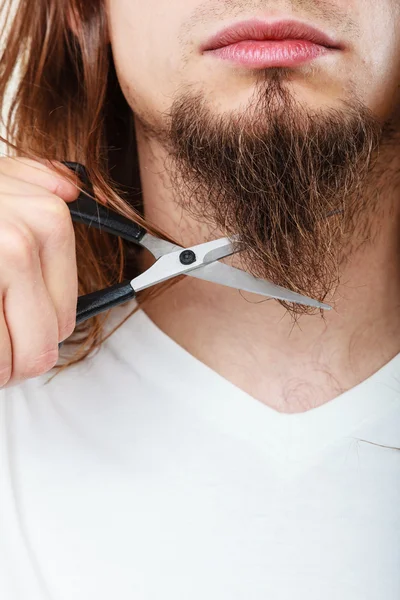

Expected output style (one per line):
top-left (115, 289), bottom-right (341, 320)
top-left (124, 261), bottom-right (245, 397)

top-left (0, 0), bottom-right (180, 372)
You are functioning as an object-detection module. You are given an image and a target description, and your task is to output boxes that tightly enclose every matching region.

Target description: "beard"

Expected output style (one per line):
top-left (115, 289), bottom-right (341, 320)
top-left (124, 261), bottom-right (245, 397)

top-left (145, 72), bottom-right (385, 313)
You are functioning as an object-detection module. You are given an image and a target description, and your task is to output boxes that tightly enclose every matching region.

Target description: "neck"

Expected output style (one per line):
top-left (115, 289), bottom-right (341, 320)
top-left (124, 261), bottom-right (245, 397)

top-left (135, 119), bottom-right (400, 414)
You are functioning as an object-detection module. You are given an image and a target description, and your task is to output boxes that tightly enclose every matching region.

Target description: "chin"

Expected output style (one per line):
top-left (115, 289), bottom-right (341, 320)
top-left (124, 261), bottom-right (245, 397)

top-left (199, 75), bottom-right (343, 118)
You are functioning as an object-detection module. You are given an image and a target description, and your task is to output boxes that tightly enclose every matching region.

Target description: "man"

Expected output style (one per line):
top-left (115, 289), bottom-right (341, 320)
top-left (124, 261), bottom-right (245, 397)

top-left (0, 0), bottom-right (399, 598)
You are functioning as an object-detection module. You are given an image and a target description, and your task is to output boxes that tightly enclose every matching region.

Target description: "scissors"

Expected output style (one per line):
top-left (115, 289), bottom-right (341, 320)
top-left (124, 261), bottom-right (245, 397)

top-left (59, 161), bottom-right (331, 345)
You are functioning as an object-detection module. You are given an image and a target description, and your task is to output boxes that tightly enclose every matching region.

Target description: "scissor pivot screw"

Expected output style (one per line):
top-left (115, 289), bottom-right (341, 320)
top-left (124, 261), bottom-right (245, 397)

top-left (179, 250), bottom-right (197, 265)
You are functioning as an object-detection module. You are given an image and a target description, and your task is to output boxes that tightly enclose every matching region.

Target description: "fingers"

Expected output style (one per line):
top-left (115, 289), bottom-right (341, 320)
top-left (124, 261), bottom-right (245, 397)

top-left (0, 193), bottom-right (78, 343)
top-left (0, 157), bottom-right (80, 202)
top-left (0, 220), bottom-right (60, 386)
top-left (0, 157), bottom-right (86, 386)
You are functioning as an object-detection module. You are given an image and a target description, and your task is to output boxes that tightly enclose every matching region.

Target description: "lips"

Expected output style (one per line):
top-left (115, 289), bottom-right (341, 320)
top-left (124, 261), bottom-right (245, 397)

top-left (201, 19), bottom-right (343, 52)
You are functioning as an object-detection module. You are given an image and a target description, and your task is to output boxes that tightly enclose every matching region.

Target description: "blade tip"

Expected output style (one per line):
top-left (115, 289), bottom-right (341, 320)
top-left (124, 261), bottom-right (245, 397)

top-left (319, 302), bottom-right (332, 310)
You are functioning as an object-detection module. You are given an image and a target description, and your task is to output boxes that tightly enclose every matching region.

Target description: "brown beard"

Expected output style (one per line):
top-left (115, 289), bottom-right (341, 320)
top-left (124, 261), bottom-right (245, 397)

top-left (150, 73), bottom-right (383, 313)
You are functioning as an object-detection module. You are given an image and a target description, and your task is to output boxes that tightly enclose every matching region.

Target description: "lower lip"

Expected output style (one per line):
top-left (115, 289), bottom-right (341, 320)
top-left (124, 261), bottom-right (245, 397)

top-left (205, 39), bottom-right (331, 68)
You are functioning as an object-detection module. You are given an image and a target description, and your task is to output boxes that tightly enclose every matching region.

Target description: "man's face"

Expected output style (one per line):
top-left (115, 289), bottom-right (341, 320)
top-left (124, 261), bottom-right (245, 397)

top-left (107, 0), bottom-right (400, 126)
top-left (106, 0), bottom-right (400, 309)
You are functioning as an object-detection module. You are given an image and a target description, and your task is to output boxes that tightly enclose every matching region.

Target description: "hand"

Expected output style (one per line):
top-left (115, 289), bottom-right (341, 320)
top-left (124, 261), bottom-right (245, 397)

top-left (0, 157), bottom-right (80, 388)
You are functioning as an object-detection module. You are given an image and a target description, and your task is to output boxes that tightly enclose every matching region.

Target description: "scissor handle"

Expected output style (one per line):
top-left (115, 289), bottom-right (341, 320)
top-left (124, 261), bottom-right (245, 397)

top-left (76, 280), bottom-right (136, 325)
top-left (62, 162), bottom-right (146, 244)
top-left (58, 162), bottom-right (141, 348)
top-left (58, 280), bottom-right (136, 349)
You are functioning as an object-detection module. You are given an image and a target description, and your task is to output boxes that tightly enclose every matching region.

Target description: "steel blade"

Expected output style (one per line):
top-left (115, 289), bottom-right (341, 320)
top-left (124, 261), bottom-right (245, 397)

top-left (131, 236), bottom-right (242, 292)
top-left (186, 261), bottom-right (331, 310)
top-left (202, 240), bottom-right (241, 264)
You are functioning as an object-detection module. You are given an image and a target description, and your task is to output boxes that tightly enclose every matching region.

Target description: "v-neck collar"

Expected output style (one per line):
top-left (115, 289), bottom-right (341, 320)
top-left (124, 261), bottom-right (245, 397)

top-left (110, 302), bottom-right (400, 473)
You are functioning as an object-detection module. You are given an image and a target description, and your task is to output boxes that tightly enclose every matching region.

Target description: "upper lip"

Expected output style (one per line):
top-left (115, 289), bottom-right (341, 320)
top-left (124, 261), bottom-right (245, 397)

top-left (201, 19), bottom-right (343, 52)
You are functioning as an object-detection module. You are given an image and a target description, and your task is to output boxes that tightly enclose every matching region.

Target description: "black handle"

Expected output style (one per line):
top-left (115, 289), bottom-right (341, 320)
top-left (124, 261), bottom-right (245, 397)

top-left (57, 162), bottom-right (143, 350)
top-left (75, 280), bottom-right (136, 325)
top-left (62, 162), bottom-right (146, 244)
top-left (59, 280), bottom-right (136, 349)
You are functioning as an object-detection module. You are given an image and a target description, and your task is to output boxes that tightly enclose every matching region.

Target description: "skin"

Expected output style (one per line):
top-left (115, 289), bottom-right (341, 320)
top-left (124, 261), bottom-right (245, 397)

top-left (105, 0), bottom-right (400, 413)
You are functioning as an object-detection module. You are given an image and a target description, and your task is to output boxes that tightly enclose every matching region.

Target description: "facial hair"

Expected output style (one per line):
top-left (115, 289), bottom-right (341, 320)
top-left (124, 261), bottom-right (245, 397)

top-left (152, 72), bottom-right (383, 313)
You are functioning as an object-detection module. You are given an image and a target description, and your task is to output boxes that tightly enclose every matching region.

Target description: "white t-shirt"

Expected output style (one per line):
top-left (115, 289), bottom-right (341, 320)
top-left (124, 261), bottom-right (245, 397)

top-left (0, 300), bottom-right (399, 600)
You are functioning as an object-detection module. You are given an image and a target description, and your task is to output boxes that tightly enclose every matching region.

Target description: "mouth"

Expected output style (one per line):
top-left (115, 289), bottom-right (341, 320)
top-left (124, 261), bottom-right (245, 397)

top-left (201, 19), bottom-right (344, 69)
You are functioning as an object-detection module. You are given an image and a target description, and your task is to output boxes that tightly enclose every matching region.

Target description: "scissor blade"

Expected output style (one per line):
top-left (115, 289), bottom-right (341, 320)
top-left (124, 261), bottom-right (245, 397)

top-left (202, 238), bottom-right (241, 264)
top-left (140, 233), bottom-right (241, 262)
top-left (132, 234), bottom-right (331, 310)
top-left (131, 236), bottom-right (243, 292)
top-left (186, 261), bottom-right (331, 310)
top-left (202, 236), bottom-right (241, 265)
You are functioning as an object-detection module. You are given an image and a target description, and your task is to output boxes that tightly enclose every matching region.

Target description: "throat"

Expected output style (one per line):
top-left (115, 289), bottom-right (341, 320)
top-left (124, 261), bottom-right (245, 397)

top-left (139, 256), bottom-right (400, 414)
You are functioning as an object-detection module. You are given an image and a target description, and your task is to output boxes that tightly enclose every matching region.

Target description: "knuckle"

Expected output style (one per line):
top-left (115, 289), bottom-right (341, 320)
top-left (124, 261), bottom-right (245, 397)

top-left (0, 221), bottom-right (37, 268)
top-left (39, 196), bottom-right (73, 240)
top-left (39, 194), bottom-right (70, 223)
top-left (21, 347), bottom-right (59, 378)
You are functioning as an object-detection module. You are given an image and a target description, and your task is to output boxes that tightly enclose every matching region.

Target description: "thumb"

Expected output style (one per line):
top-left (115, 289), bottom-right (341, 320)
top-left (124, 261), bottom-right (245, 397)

top-left (41, 159), bottom-right (90, 203)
